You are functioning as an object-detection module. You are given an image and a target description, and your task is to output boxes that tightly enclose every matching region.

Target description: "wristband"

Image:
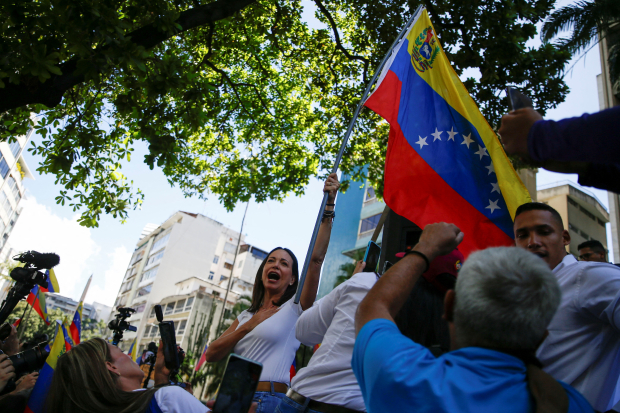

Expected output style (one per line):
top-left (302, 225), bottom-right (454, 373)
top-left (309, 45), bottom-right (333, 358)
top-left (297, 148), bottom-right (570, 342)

top-left (405, 250), bottom-right (430, 272)
top-left (326, 203), bottom-right (335, 206)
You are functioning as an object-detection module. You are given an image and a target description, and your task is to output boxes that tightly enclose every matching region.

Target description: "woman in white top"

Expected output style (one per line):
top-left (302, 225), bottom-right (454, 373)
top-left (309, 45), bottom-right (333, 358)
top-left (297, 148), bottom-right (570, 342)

top-left (205, 173), bottom-right (340, 413)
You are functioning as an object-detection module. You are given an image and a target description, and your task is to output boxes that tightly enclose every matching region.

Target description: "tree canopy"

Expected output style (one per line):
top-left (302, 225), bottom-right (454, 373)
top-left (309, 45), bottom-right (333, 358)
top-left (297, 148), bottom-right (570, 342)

top-left (0, 0), bottom-right (569, 226)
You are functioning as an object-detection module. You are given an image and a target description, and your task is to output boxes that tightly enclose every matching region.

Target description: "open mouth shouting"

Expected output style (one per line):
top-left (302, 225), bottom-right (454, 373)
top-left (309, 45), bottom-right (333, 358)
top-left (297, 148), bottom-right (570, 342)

top-left (267, 272), bottom-right (281, 283)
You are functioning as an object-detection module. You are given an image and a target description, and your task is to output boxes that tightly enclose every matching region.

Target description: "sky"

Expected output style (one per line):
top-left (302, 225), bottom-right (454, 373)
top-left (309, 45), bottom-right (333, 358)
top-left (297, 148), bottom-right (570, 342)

top-left (7, 1), bottom-right (613, 307)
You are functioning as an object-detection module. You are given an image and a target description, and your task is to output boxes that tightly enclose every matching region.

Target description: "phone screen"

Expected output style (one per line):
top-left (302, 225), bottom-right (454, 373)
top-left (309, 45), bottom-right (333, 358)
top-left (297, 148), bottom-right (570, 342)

top-left (364, 241), bottom-right (381, 273)
top-left (212, 354), bottom-right (262, 413)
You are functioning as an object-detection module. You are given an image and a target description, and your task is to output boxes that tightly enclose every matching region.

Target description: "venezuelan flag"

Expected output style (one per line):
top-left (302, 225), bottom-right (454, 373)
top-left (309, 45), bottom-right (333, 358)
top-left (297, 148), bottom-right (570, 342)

top-left (128, 337), bottom-right (138, 363)
top-left (43, 269), bottom-right (60, 293)
top-left (195, 343), bottom-right (208, 372)
top-left (365, 8), bottom-right (530, 256)
top-left (25, 320), bottom-right (69, 413)
top-left (69, 302), bottom-right (83, 345)
top-left (26, 286), bottom-right (50, 325)
top-left (61, 320), bottom-right (75, 352)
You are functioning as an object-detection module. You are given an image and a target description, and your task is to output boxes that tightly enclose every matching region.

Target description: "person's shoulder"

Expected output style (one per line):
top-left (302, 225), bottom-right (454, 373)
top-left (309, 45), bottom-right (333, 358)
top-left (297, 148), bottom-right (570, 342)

top-left (154, 386), bottom-right (209, 413)
top-left (558, 381), bottom-right (595, 413)
top-left (347, 271), bottom-right (379, 288)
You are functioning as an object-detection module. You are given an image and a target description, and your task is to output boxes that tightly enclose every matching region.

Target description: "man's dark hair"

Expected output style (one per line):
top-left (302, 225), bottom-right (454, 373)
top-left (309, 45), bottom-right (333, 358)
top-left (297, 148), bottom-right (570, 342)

top-left (247, 247), bottom-right (299, 313)
top-left (514, 202), bottom-right (564, 228)
top-left (577, 240), bottom-right (606, 254)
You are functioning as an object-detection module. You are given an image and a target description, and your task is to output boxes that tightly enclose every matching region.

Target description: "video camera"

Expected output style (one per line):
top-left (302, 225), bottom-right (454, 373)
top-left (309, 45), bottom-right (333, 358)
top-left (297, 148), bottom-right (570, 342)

top-left (108, 307), bottom-right (137, 346)
top-left (0, 251), bottom-right (60, 326)
top-left (154, 304), bottom-right (184, 385)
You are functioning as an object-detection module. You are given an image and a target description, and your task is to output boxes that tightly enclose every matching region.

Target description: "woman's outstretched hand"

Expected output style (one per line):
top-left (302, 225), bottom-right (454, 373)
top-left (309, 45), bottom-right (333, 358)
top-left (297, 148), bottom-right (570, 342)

top-left (323, 173), bottom-right (340, 202)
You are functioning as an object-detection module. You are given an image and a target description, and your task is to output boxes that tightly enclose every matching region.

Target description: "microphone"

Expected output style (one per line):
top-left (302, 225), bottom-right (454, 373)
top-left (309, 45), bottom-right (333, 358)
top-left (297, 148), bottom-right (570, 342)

top-left (13, 251), bottom-right (60, 269)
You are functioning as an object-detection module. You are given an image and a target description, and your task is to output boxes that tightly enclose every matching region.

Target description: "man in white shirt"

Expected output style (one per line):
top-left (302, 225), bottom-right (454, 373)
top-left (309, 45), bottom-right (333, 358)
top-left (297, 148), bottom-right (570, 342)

top-left (514, 202), bottom-right (620, 412)
top-left (274, 261), bottom-right (373, 413)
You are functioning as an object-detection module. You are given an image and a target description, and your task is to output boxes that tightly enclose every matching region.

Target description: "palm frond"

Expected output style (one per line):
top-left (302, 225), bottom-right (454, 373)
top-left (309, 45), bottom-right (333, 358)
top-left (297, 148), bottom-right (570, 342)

top-left (542, 0), bottom-right (620, 55)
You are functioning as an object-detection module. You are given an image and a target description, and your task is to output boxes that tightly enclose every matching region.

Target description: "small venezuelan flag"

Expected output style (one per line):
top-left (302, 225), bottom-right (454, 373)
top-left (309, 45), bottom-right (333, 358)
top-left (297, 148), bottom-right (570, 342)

top-left (69, 302), bottom-right (83, 345)
top-left (25, 320), bottom-right (69, 413)
top-left (128, 337), bottom-right (138, 363)
top-left (364, 8), bottom-right (530, 256)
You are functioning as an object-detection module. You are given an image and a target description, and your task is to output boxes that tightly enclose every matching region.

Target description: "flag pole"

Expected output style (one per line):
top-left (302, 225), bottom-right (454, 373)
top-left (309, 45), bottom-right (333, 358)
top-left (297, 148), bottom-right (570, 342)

top-left (295, 5), bottom-right (424, 303)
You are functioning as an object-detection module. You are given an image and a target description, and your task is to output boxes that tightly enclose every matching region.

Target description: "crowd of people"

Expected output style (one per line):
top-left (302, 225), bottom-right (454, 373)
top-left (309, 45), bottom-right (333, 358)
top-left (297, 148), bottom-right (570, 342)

top-left (0, 106), bottom-right (619, 413)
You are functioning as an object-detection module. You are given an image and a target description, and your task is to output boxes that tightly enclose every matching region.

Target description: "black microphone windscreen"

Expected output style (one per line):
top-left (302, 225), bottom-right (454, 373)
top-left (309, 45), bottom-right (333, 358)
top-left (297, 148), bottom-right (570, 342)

top-left (28, 252), bottom-right (60, 269)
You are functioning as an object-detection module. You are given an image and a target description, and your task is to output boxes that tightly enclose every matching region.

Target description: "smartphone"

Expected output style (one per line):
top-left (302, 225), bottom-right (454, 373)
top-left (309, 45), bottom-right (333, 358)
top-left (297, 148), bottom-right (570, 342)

top-left (154, 305), bottom-right (180, 371)
top-left (212, 354), bottom-right (263, 413)
top-left (506, 87), bottom-right (533, 111)
top-left (363, 241), bottom-right (381, 273)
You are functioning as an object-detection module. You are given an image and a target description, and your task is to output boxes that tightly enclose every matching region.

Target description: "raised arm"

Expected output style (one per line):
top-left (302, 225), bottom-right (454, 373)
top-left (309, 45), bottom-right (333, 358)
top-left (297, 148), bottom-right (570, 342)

top-left (299, 173), bottom-right (340, 311)
top-left (355, 223), bottom-right (463, 335)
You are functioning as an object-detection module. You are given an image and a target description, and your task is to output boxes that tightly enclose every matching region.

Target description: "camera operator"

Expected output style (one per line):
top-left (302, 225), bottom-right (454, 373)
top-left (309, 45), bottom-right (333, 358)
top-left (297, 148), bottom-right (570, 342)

top-left (46, 338), bottom-right (208, 413)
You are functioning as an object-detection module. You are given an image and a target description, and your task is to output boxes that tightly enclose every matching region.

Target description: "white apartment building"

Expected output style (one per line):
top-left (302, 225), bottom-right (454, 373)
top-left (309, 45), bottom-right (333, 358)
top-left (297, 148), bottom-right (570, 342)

top-left (108, 211), bottom-right (268, 355)
top-left (44, 292), bottom-right (112, 322)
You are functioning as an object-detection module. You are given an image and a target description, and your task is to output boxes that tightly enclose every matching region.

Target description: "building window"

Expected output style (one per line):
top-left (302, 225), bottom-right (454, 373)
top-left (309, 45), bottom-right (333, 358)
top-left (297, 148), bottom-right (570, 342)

top-left (0, 155), bottom-right (9, 179)
top-left (137, 284), bottom-right (153, 297)
top-left (220, 275), bottom-right (227, 282)
top-left (224, 242), bottom-right (236, 254)
top-left (174, 299), bottom-right (186, 313)
top-left (135, 303), bottom-right (146, 313)
top-left (365, 186), bottom-right (376, 202)
top-left (164, 302), bottom-right (175, 315)
top-left (151, 231), bottom-right (171, 252)
top-left (208, 271), bottom-right (214, 280)
top-left (251, 248), bottom-right (268, 260)
top-left (360, 214), bottom-right (381, 234)
top-left (238, 260), bottom-right (243, 268)
top-left (150, 326), bottom-right (159, 338)
top-left (7, 176), bottom-right (20, 203)
top-left (597, 218), bottom-right (606, 227)
top-left (147, 250), bottom-right (165, 266)
top-left (149, 306), bottom-right (156, 318)
top-left (121, 279), bottom-right (134, 293)
top-left (567, 197), bottom-right (578, 207)
top-left (580, 230), bottom-right (590, 240)
top-left (579, 205), bottom-right (596, 221)
top-left (177, 319), bottom-right (187, 335)
top-left (144, 325), bottom-right (151, 337)
top-left (9, 139), bottom-right (21, 159)
top-left (213, 255), bottom-right (219, 264)
top-left (185, 297), bottom-right (194, 311)
top-left (223, 262), bottom-right (233, 270)
top-left (0, 191), bottom-right (13, 217)
top-left (140, 266), bottom-right (159, 283)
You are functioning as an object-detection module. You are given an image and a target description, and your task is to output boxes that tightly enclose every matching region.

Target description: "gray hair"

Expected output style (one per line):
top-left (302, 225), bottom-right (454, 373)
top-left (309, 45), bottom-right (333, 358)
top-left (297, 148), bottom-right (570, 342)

top-left (454, 247), bottom-right (561, 350)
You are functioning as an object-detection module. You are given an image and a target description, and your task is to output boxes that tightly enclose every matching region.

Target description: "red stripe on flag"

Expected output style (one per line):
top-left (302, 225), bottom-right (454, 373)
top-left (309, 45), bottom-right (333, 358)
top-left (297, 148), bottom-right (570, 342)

top-left (367, 71), bottom-right (514, 257)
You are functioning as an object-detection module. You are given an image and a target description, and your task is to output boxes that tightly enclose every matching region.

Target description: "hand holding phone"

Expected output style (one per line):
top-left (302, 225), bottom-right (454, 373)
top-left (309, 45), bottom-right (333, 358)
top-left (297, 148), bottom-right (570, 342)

top-left (212, 354), bottom-right (262, 413)
top-left (506, 86), bottom-right (533, 111)
top-left (363, 241), bottom-right (381, 273)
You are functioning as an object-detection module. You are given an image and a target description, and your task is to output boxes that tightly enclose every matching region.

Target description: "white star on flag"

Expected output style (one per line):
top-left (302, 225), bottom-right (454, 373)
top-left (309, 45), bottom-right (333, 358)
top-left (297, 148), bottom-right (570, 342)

top-left (431, 128), bottom-right (443, 141)
top-left (416, 136), bottom-right (428, 149)
top-left (491, 182), bottom-right (501, 194)
top-left (474, 147), bottom-right (489, 160)
top-left (485, 163), bottom-right (495, 175)
top-left (461, 133), bottom-right (474, 149)
top-left (485, 199), bottom-right (501, 214)
top-left (447, 127), bottom-right (458, 141)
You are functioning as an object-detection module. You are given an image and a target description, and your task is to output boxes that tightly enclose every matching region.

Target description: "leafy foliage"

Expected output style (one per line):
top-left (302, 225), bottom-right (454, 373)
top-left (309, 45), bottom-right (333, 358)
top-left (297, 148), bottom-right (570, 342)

top-left (541, 0), bottom-right (620, 85)
top-left (333, 249), bottom-right (365, 289)
top-left (1, 0), bottom-right (570, 226)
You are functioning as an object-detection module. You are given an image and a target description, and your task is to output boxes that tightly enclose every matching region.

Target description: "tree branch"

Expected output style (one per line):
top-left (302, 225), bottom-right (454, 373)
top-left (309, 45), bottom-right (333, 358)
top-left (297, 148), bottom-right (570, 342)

top-left (313, 0), bottom-right (369, 83)
top-left (0, 0), bottom-right (256, 113)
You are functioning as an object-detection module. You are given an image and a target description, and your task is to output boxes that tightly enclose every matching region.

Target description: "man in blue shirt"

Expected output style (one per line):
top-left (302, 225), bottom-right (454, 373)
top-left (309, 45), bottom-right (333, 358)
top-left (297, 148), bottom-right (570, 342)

top-left (352, 223), bottom-right (593, 413)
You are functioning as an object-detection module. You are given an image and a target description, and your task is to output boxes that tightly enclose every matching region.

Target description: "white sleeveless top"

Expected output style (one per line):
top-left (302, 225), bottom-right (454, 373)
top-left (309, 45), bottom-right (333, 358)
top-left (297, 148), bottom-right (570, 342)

top-left (233, 298), bottom-right (303, 384)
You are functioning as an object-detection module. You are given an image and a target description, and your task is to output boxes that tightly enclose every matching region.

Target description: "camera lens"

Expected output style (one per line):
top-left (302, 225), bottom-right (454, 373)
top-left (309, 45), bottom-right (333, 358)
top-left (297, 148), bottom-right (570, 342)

top-left (8, 342), bottom-right (49, 376)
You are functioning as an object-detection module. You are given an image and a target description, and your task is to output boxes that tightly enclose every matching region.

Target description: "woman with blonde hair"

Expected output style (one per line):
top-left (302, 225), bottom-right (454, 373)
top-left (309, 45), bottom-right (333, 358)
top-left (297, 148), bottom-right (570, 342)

top-left (46, 338), bottom-right (207, 413)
